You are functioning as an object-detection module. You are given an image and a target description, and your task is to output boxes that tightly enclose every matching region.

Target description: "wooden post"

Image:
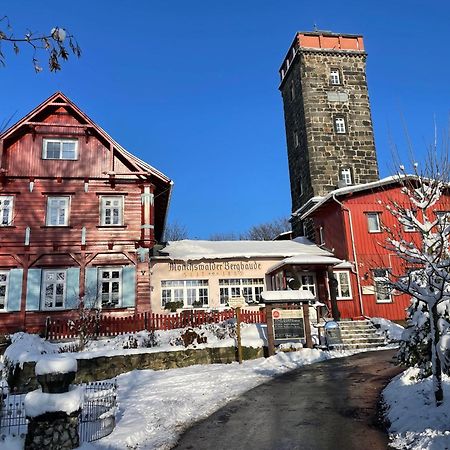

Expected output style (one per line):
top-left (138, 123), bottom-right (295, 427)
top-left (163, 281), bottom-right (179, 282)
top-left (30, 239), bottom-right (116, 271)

top-left (236, 307), bottom-right (243, 364)
top-left (303, 303), bottom-right (313, 348)
top-left (266, 304), bottom-right (275, 357)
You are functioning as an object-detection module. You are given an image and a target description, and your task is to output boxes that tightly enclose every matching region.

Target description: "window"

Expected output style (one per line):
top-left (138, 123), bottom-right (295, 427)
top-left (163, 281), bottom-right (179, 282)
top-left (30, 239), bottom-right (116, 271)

top-left (436, 211), bottom-right (450, 228)
top-left (340, 168), bottom-right (352, 186)
top-left (161, 280), bottom-right (209, 308)
top-left (334, 117), bottom-right (346, 134)
top-left (367, 212), bottom-right (381, 232)
top-left (43, 139), bottom-right (77, 160)
top-left (46, 197), bottom-right (70, 226)
top-left (41, 270), bottom-right (66, 309)
top-left (334, 271), bottom-right (352, 299)
top-left (290, 81), bottom-right (295, 100)
top-left (293, 130), bottom-right (299, 147)
top-left (0, 271), bottom-right (8, 310)
top-left (299, 273), bottom-right (316, 296)
top-left (373, 269), bottom-right (392, 303)
top-left (0, 196), bottom-right (13, 226)
top-left (330, 68), bottom-right (341, 85)
top-left (404, 210), bottom-right (417, 232)
top-left (319, 226), bottom-right (325, 245)
top-left (219, 278), bottom-right (264, 305)
top-left (99, 268), bottom-right (122, 308)
top-left (101, 196), bottom-right (124, 226)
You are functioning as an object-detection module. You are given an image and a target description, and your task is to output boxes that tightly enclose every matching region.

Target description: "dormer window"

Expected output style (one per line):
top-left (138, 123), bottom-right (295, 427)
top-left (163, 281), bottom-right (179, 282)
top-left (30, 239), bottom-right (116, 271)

top-left (43, 139), bottom-right (78, 160)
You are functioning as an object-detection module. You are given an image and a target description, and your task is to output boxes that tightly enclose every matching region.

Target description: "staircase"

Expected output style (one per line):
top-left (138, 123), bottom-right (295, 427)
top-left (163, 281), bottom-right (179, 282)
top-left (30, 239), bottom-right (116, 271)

top-left (328, 319), bottom-right (386, 350)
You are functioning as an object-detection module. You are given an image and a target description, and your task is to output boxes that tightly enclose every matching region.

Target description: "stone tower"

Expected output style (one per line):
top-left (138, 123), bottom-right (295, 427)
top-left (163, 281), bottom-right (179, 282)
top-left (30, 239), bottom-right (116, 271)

top-left (279, 31), bottom-right (379, 236)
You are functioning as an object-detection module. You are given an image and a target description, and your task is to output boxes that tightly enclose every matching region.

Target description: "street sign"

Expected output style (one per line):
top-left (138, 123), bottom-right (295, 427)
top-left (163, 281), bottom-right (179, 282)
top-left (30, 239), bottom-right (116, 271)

top-left (228, 296), bottom-right (247, 309)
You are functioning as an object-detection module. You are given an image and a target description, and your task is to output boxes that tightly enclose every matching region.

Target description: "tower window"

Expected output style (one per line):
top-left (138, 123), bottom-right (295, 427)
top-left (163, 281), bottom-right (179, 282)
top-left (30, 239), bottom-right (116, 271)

top-left (334, 117), bottom-right (346, 134)
top-left (330, 69), bottom-right (341, 85)
top-left (340, 168), bottom-right (352, 186)
top-left (290, 81), bottom-right (295, 100)
top-left (293, 130), bottom-right (299, 147)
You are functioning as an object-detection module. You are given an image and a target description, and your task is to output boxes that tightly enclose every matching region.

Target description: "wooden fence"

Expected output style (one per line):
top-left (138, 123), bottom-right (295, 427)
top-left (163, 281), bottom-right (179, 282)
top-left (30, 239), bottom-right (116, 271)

top-left (46, 309), bottom-right (267, 341)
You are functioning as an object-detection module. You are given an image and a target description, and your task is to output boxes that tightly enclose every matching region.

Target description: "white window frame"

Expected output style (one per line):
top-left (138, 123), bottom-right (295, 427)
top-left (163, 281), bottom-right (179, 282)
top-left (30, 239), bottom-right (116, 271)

top-left (330, 68), bottom-right (341, 85)
top-left (41, 269), bottom-right (66, 310)
top-left (46, 196), bottom-right (70, 226)
top-left (436, 211), bottom-right (450, 228)
top-left (0, 196), bottom-right (13, 226)
top-left (334, 271), bottom-right (352, 299)
top-left (219, 278), bottom-right (264, 305)
top-left (340, 168), bottom-right (352, 186)
top-left (334, 117), bottom-right (346, 134)
top-left (0, 271), bottom-right (9, 311)
top-left (161, 280), bottom-right (209, 308)
top-left (367, 212), bottom-right (381, 233)
top-left (43, 139), bottom-right (78, 160)
top-left (299, 272), bottom-right (317, 297)
top-left (403, 210), bottom-right (417, 232)
top-left (98, 267), bottom-right (123, 308)
top-left (100, 196), bottom-right (124, 226)
top-left (374, 269), bottom-right (392, 303)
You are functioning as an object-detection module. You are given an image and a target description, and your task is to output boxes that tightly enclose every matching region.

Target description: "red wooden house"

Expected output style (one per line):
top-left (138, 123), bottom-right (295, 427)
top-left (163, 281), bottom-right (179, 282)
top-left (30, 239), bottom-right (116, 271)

top-left (0, 92), bottom-right (172, 334)
top-left (295, 176), bottom-right (450, 322)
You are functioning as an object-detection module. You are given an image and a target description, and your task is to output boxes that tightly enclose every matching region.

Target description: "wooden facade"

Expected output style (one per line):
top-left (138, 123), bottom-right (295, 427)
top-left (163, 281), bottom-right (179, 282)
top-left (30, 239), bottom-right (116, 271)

top-left (0, 92), bottom-right (172, 334)
top-left (302, 178), bottom-right (450, 321)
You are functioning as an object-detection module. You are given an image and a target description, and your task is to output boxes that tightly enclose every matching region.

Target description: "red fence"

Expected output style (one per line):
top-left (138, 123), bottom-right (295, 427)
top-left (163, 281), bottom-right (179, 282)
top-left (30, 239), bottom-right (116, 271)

top-left (46, 309), bottom-right (267, 341)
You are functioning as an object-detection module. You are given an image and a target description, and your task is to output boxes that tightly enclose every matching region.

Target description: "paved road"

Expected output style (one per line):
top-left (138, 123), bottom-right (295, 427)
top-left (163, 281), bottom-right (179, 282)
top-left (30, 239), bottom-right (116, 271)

top-left (174, 349), bottom-right (403, 450)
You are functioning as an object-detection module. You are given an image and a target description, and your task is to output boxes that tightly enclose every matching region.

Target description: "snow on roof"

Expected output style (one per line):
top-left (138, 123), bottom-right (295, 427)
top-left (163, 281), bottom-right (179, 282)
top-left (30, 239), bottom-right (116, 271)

top-left (267, 254), bottom-right (343, 273)
top-left (297, 175), bottom-right (409, 220)
top-left (160, 238), bottom-right (335, 261)
top-left (261, 290), bottom-right (315, 302)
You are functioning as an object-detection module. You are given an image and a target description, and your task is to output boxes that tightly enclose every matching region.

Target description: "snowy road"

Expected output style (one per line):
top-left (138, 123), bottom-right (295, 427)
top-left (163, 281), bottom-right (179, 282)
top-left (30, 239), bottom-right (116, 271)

top-left (174, 349), bottom-right (402, 450)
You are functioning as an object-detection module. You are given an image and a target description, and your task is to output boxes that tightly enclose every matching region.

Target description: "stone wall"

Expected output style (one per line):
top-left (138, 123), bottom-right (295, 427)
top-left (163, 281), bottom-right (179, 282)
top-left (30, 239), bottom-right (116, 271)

top-left (280, 49), bottom-right (379, 238)
top-left (9, 346), bottom-right (266, 393)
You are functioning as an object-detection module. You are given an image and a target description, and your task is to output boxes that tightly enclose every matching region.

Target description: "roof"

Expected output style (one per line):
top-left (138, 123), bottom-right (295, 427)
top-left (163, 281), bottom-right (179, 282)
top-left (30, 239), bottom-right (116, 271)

top-left (297, 175), bottom-right (411, 220)
top-left (266, 254), bottom-right (343, 274)
top-left (158, 237), bottom-right (337, 262)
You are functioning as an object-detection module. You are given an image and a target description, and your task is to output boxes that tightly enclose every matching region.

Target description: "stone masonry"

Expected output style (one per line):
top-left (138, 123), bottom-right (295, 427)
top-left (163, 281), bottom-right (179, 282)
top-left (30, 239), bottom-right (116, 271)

top-left (279, 32), bottom-right (379, 237)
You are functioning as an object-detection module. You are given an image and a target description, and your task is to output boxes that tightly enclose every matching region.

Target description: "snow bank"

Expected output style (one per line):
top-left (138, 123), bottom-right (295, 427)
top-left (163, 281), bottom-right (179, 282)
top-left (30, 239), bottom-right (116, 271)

top-left (371, 317), bottom-right (404, 342)
top-left (35, 356), bottom-right (77, 376)
top-left (1, 436), bottom-right (24, 450)
top-left (4, 332), bottom-right (60, 367)
top-left (383, 367), bottom-right (450, 449)
top-left (25, 385), bottom-right (84, 417)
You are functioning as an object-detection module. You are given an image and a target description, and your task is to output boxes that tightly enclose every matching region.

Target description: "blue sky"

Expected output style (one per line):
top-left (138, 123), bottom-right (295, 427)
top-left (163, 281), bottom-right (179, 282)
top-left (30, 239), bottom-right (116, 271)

top-left (1, 1), bottom-right (449, 238)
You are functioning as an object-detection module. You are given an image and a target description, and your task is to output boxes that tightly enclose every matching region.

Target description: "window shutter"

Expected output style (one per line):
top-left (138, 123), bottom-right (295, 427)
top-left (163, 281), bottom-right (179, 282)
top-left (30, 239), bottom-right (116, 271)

top-left (26, 268), bottom-right (42, 311)
top-left (85, 267), bottom-right (99, 307)
top-left (122, 266), bottom-right (136, 308)
top-left (66, 268), bottom-right (80, 310)
top-left (7, 269), bottom-right (23, 312)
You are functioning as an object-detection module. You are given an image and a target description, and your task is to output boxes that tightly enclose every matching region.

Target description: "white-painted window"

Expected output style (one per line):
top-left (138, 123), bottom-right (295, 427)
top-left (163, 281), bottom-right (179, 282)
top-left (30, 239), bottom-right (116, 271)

top-left (100, 196), bottom-right (123, 226)
top-left (334, 271), bottom-right (352, 299)
top-left (367, 212), bottom-right (381, 232)
top-left (373, 269), bottom-right (392, 303)
top-left (99, 267), bottom-right (122, 308)
top-left (299, 273), bottom-right (316, 296)
top-left (219, 278), bottom-right (264, 305)
top-left (341, 168), bottom-right (352, 185)
top-left (334, 117), bottom-right (346, 134)
top-left (0, 271), bottom-right (8, 310)
top-left (0, 196), bottom-right (13, 226)
top-left (330, 68), bottom-right (341, 85)
top-left (161, 280), bottom-right (209, 308)
top-left (43, 139), bottom-right (77, 160)
top-left (46, 196), bottom-right (70, 226)
top-left (41, 270), bottom-right (66, 309)
top-left (404, 210), bottom-right (417, 232)
top-left (436, 211), bottom-right (450, 228)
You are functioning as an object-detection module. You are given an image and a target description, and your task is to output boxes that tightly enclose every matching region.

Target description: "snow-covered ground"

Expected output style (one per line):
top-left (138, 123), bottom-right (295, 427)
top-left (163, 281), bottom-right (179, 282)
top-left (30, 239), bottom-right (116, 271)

top-left (383, 368), bottom-right (450, 450)
top-left (1, 319), bottom-right (402, 450)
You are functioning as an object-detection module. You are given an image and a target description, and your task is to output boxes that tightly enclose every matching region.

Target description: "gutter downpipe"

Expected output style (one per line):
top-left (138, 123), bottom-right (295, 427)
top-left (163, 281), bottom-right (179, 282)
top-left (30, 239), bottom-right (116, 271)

top-left (331, 193), bottom-right (365, 317)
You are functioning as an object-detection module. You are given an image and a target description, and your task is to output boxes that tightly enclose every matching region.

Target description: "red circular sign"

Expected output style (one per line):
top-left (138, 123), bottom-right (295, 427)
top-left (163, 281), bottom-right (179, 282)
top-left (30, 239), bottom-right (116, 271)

top-left (273, 310), bottom-right (280, 319)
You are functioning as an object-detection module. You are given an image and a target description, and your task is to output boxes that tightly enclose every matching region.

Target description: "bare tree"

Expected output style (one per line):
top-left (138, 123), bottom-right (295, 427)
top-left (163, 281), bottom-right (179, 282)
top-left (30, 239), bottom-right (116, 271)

top-left (0, 15), bottom-right (81, 72)
top-left (208, 232), bottom-right (242, 241)
top-left (164, 221), bottom-right (189, 241)
top-left (383, 158), bottom-right (450, 406)
top-left (244, 217), bottom-right (291, 240)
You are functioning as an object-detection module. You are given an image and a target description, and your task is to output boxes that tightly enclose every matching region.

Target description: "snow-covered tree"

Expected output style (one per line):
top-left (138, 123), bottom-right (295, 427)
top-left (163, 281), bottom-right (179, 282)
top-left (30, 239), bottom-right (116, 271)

top-left (383, 161), bottom-right (450, 406)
